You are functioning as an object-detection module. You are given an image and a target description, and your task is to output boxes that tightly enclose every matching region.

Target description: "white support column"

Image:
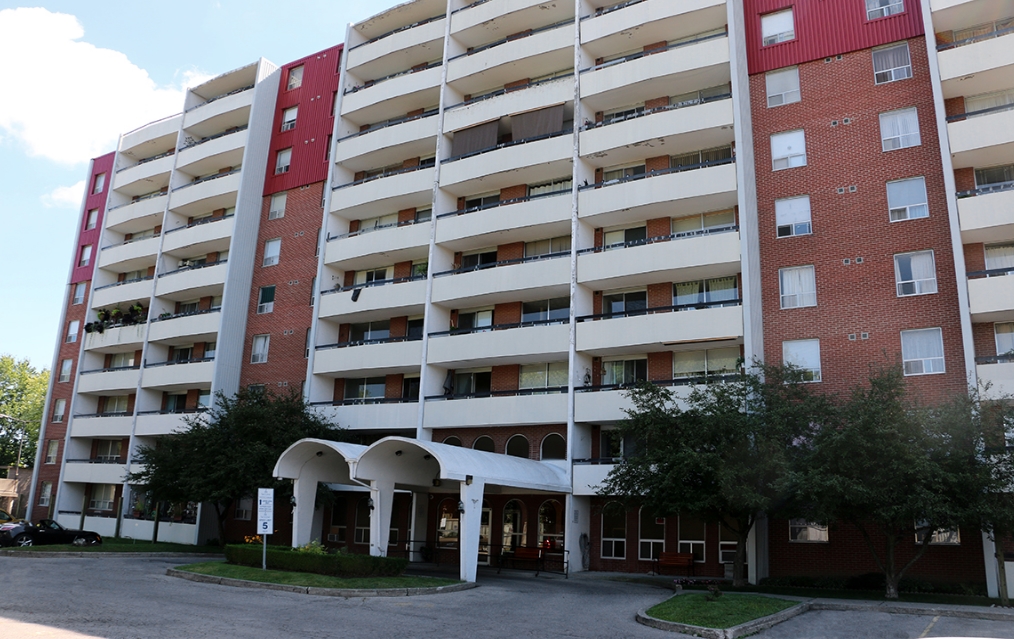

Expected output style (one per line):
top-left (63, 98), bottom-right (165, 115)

top-left (983, 531), bottom-right (1000, 598)
top-left (291, 474), bottom-right (319, 547)
top-left (458, 479), bottom-right (485, 583)
top-left (369, 479), bottom-right (396, 557)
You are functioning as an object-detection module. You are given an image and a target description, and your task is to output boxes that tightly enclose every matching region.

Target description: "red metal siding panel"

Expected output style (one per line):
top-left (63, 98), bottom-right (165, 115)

top-left (745, 0), bottom-right (925, 74)
top-left (264, 44), bottom-right (343, 194)
top-left (71, 151), bottom-right (114, 284)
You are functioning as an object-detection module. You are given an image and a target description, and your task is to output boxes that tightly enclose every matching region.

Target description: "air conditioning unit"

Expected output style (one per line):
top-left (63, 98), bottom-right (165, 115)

top-left (276, 165), bottom-right (290, 174)
top-left (281, 121), bottom-right (296, 131)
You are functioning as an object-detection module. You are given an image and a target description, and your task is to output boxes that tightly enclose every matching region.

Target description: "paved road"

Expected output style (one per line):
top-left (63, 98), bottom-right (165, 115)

top-left (2, 556), bottom-right (1013, 639)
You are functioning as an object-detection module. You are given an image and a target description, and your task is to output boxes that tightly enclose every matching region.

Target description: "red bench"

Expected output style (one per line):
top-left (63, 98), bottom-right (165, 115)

top-left (498, 547), bottom-right (544, 576)
top-left (653, 551), bottom-right (696, 576)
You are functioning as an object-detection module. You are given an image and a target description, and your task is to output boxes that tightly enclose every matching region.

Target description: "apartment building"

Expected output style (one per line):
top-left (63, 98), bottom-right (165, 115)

top-left (31, 0), bottom-right (1014, 592)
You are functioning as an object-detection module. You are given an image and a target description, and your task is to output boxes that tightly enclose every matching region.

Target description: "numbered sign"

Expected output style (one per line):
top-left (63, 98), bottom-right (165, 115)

top-left (257, 488), bottom-right (274, 535)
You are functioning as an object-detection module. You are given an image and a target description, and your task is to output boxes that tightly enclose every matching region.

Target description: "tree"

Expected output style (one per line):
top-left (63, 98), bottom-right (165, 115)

top-left (127, 388), bottom-right (349, 543)
top-left (600, 364), bottom-right (830, 586)
top-left (0, 355), bottom-right (49, 472)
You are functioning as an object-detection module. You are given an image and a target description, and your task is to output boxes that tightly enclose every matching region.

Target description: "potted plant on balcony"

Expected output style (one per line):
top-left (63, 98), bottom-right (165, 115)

top-left (130, 303), bottom-right (144, 319)
top-left (95, 322), bottom-right (105, 334)
top-left (109, 308), bottom-right (123, 322)
top-left (97, 309), bottom-right (111, 322)
top-left (84, 322), bottom-right (94, 334)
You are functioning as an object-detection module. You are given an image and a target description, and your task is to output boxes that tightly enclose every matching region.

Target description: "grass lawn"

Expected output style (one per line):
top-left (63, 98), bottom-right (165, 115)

top-left (178, 561), bottom-right (463, 590)
top-left (6, 537), bottom-right (223, 554)
top-left (647, 592), bottom-right (797, 629)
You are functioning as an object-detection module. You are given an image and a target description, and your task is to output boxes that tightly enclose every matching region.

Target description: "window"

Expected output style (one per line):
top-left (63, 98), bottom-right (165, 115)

top-left (539, 500), bottom-right (564, 549)
top-left (281, 106), bottom-right (298, 131)
top-left (359, 213), bottom-right (398, 234)
top-left (268, 192), bottom-right (287, 219)
top-left (916, 521), bottom-right (960, 545)
top-left (779, 266), bottom-right (817, 309)
top-left (96, 439), bottom-right (122, 461)
top-left (305, 328), bottom-right (311, 358)
top-left (473, 436), bottom-right (495, 452)
top-left (601, 502), bottom-right (627, 559)
top-left (771, 130), bottom-right (806, 170)
top-left (967, 89), bottom-right (1014, 119)
top-left (78, 245), bottom-right (93, 267)
top-left (766, 67), bottom-right (800, 107)
top-left (603, 358), bottom-right (647, 386)
top-left (985, 243), bottom-right (1014, 272)
top-left (287, 65), bottom-right (304, 90)
top-left (639, 508), bottom-right (664, 560)
top-left (66, 320), bottom-right (80, 343)
top-left (782, 339), bottom-right (821, 382)
top-left (461, 249), bottom-right (497, 270)
top-left (110, 352), bottom-right (134, 369)
top-left (603, 163), bottom-right (645, 183)
top-left (464, 191), bottom-right (499, 211)
top-left (761, 9), bottom-right (795, 45)
top-left (672, 210), bottom-right (736, 236)
top-left (873, 42), bottom-right (912, 84)
top-left (887, 177), bottom-right (928, 221)
top-left (235, 497), bottom-right (253, 521)
top-left (72, 282), bottom-right (86, 305)
top-left (880, 108), bottom-right (921, 151)
top-left (776, 196), bottom-right (811, 237)
top-left (38, 482), bottom-right (52, 507)
top-left (720, 523), bottom-right (740, 564)
top-left (350, 320), bottom-right (390, 342)
top-left (345, 377), bottom-right (386, 402)
top-left (257, 286), bottom-right (275, 314)
top-left (329, 496), bottom-right (347, 543)
top-left (436, 499), bottom-right (459, 548)
top-left (995, 322), bottom-right (1014, 356)
top-left (506, 435), bottom-right (529, 458)
top-left (59, 359), bottom-right (72, 383)
top-left (603, 290), bottom-right (647, 316)
top-left (355, 266), bottom-right (392, 286)
top-left (263, 238), bottom-right (281, 266)
top-left (895, 251), bottom-right (937, 296)
top-left (603, 226), bottom-right (647, 250)
top-left (790, 519), bottom-right (829, 542)
top-left (519, 362), bottom-right (568, 392)
top-left (275, 148), bottom-right (292, 174)
top-left (85, 209), bottom-right (99, 230)
top-left (402, 375), bottom-right (420, 401)
top-left (674, 276), bottom-right (738, 306)
top-left (679, 516), bottom-right (706, 561)
top-left (529, 177), bottom-right (572, 197)
top-left (541, 433), bottom-right (566, 459)
top-left (411, 261), bottom-right (428, 278)
top-left (600, 429), bottom-right (624, 460)
top-left (522, 298), bottom-right (569, 324)
top-left (197, 389), bottom-right (211, 409)
top-left (525, 236), bottom-right (571, 257)
top-left (52, 399), bottom-right (66, 423)
top-left (251, 334), bottom-right (270, 364)
top-left (414, 208), bottom-right (432, 223)
top-left (92, 173), bottom-right (106, 194)
top-left (975, 164), bottom-right (1014, 190)
top-left (673, 347), bottom-right (741, 379)
top-left (105, 396), bottom-right (128, 415)
top-left (901, 328), bottom-right (945, 375)
top-left (89, 484), bottom-right (115, 510)
top-left (45, 440), bottom-right (58, 464)
top-left (165, 393), bottom-right (187, 413)
top-left (355, 498), bottom-right (370, 544)
top-left (453, 370), bottom-right (491, 396)
top-left (867, 0), bottom-right (904, 20)
top-left (502, 500), bottom-right (524, 551)
top-left (604, 104), bottom-right (644, 124)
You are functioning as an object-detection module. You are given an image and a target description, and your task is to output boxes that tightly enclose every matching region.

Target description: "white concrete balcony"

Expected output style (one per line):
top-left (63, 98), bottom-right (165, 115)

top-left (342, 64), bottom-right (443, 125)
top-left (148, 310), bottom-right (221, 344)
top-left (976, 358), bottom-right (1014, 395)
top-left (141, 359), bottom-right (215, 391)
top-left (581, 34), bottom-right (731, 112)
top-left (967, 272), bottom-right (1014, 322)
top-left (346, 15), bottom-right (445, 84)
top-left (120, 114), bottom-right (181, 159)
top-left (423, 392), bottom-right (568, 429)
top-left (69, 415), bottom-right (133, 439)
top-left (111, 153), bottom-right (174, 198)
top-left (443, 74), bottom-right (572, 134)
top-left (154, 262), bottom-right (227, 300)
top-left (334, 114), bottom-right (438, 172)
top-left (62, 461), bottom-right (128, 485)
top-left (324, 222), bottom-right (430, 271)
top-left (577, 303), bottom-right (743, 357)
top-left (431, 255), bottom-right (571, 307)
top-left (578, 161), bottom-right (738, 228)
top-left (958, 187), bottom-right (1014, 244)
top-left (105, 194), bottom-right (167, 234)
top-left (947, 107), bottom-right (1014, 169)
top-left (77, 367), bottom-right (141, 395)
top-left (331, 166), bottom-right (434, 220)
top-left (350, 0), bottom-right (446, 46)
top-left (182, 86), bottom-right (254, 131)
top-left (435, 192), bottom-right (572, 252)
top-left (580, 98), bottom-right (734, 168)
top-left (83, 323), bottom-right (147, 353)
top-left (313, 340), bottom-right (423, 378)
top-left (318, 278), bottom-right (428, 324)
top-left (427, 322), bottom-right (570, 369)
top-left (937, 31), bottom-right (1014, 98)
top-left (91, 278), bottom-right (154, 310)
top-left (452, 0), bottom-right (573, 47)
top-left (581, 0), bottom-right (726, 56)
top-left (97, 236), bottom-right (160, 272)
top-left (574, 383), bottom-right (693, 424)
top-left (578, 228), bottom-right (740, 290)
top-left (161, 215), bottom-right (235, 256)
top-left (930, 0), bottom-right (997, 30)
top-left (440, 133), bottom-right (572, 195)
top-left (134, 411), bottom-right (192, 437)
top-left (175, 128), bottom-right (248, 177)
top-left (447, 22), bottom-right (573, 96)
top-left (168, 171), bottom-right (240, 217)
top-left (311, 401), bottom-right (419, 432)
top-left (572, 462), bottom-right (613, 496)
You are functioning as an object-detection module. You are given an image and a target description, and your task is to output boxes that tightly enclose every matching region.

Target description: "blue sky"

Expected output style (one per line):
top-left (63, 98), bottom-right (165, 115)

top-left (0, 0), bottom-right (404, 371)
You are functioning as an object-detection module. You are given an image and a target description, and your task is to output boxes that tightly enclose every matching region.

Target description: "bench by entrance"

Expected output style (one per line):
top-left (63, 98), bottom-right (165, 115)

top-left (498, 547), bottom-right (544, 576)
top-left (652, 551), bottom-right (695, 576)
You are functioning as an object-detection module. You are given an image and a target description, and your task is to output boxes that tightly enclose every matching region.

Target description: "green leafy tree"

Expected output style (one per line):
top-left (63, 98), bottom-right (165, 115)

top-left (127, 388), bottom-right (349, 542)
top-left (0, 355), bottom-right (49, 472)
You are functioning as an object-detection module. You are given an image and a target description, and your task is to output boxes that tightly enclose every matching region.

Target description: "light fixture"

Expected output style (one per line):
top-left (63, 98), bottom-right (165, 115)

top-left (316, 451), bottom-right (323, 457)
top-left (457, 500), bottom-right (464, 514)
top-left (465, 475), bottom-right (473, 486)
top-left (583, 368), bottom-right (592, 386)
top-left (395, 450), bottom-right (403, 456)
top-left (423, 454), bottom-right (432, 460)
top-left (368, 498), bottom-right (375, 510)
top-left (432, 478), bottom-right (441, 487)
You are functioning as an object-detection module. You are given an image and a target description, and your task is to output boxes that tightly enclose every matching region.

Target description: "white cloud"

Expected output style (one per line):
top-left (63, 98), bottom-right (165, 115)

top-left (0, 8), bottom-right (211, 165)
top-left (41, 181), bottom-right (86, 209)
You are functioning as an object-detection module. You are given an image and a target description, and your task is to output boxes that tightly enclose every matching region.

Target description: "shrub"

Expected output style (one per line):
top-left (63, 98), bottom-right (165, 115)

top-left (224, 544), bottom-right (407, 578)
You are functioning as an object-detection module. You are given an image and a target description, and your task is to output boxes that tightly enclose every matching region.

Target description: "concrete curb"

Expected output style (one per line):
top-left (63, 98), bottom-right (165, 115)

top-left (810, 600), bottom-right (1014, 623)
top-left (0, 550), bottom-right (222, 559)
top-left (165, 568), bottom-right (478, 598)
top-left (635, 599), bottom-right (809, 638)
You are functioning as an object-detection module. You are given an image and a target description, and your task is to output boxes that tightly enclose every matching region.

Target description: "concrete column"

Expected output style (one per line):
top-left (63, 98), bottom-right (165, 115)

top-left (747, 515), bottom-right (768, 585)
top-left (369, 479), bottom-right (396, 557)
top-left (291, 473), bottom-right (319, 547)
top-left (458, 479), bottom-right (485, 583)
top-left (983, 531), bottom-right (1000, 599)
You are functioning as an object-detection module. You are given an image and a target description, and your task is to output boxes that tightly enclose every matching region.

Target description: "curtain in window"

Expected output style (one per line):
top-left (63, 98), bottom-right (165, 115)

top-left (965, 88), bottom-right (1014, 115)
top-left (675, 281), bottom-right (702, 306)
top-left (707, 348), bottom-right (740, 374)
top-left (887, 177), bottom-right (927, 209)
top-left (771, 130), bottom-right (806, 167)
top-left (673, 351), bottom-right (707, 377)
top-left (975, 165), bottom-right (1014, 187)
top-left (902, 329), bottom-right (944, 367)
top-left (766, 68), bottom-right (800, 105)
top-left (782, 339), bottom-right (820, 371)
top-left (452, 120), bottom-right (499, 157)
top-left (873, 43), bottom-right (911, 73)
top-left (985, 244), bottom-right (1014, 270)
top-left (706, 276), bottom-right (738, 303)
top-left (511, 104), bottom-right (564, 141)
top-left (520, 364), bottom-right (547, 389)
top-left (996, 323), bottom-right (1014, 355)
top-left (908, 252), bottom-right (937, 293)
top-left (780, 267), bottom-right (815, 307)
top-left (880, 109), bottom-right (920, 149)
top-left (775, 196), bottom-right (811, 226)
top-left (672, 214), bottom-right (704, 235)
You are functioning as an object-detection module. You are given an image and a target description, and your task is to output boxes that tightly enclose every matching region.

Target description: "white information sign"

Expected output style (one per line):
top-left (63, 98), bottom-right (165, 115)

top-left (257, 488), bottom-right (274, 535)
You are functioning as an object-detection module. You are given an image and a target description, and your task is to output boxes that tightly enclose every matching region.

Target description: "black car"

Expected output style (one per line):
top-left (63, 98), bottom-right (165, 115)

top-left (0, 519), bottom-right (102, 547)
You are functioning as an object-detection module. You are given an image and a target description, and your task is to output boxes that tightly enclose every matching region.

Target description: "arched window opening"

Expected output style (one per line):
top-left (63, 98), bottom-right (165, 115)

top-left (601, 501), bottom-right (626, 559)
top-left (502, 499), bottom-right (526, 551)
top-left (540, 433), bottom-right (566, 459)
top-left (443, 436), bottom-right (462, 447)
top-left (506, 434), bottom-right (529, 458)
top-left (473, 436), bottom-right (495, 453)
top-left (538, 499), bottom-right (564, 550)
top-left (639, 507), bottom-right (665, 560)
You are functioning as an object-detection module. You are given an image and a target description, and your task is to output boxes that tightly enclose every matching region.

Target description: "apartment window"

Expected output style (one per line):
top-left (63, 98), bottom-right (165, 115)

top-left (204, 341), bottom-right (217, 359)
top-left (415, 208), bottom-right (432, 223)
top-left (346, 378), bottom-right (387, 402)
top-left (526, 236), bottom-right (571, 257)
top-left (38, 482), bottom-right (52, 507)
top-left (673, 347), bottom-right (740, 379)
top-left (603, 226), bottom-right (647, 250)
top-left (52, 398), bottom-right (66, 423)
top-left (235, 497), bottom-right (253, 521)
top-left (895, 251), bottom-right (937, 296)
top-left (985, 243), bottom-right (1014, 272)
top-left (673, 209), bottom-right (736, 236)
top-left (529, 177), bottom-right (572, 197)
top-left (402, 375), bottom-right (421, 401)
top-left (360, 213), bottom-right (397, 234)
top-left (601, 502), bottom-right (626, 560)
top-left (966, 89), bottom-right (1014, 119)
top-left (310, 277), bottom-right (316, 306)
top-left (522, 298), bottom-right (569, 324)
top-left (761, 9), bottom-right (795, 46)
top-left (771, 130), bottom-right (806, 170)
top-left (873, 43), bottom-right (912, 84)
top-left (679, 516), bottom-right (706, 562)
top-left (257, 286), bottom-right (275, 314)
top-left (779, 266), bottom-right (817, 309)
top-left (674, 276), bottom-right (738, 306)
top-left (165, 393), bottom-right (187, 413)
top-left (281, 106), bottom-right (298, 131)
top-left (92, 173), bottom-right (105, 194)
top-left (452, 370), bottom-right (492, 396)
top-left (461, 249), bottom-right (497, 270)
top-left (790, 519), bottom-right (829, 542)
top-left (603, 290), bottom-right (647, 316)
top-left (350, 320), bottom-right (390, 342)
top-left (455, 310), bottom-right (491, 333)
top-left (411, 261), bottom-right (428, 278)
top-left (105, 395), bottom-right (129, 415)
top-left (268, 192), bottom-right (287, 219)
top-left (45, 440), bottom-right (58, 464)
top-left (263, 238), bottom-right (281, 266)
top-left (110, 352), bottom-right (135, 369)
top-left (602, 163), bottom-right (645, 183)
top-left (867, 0), bottom-right (904, 20)
top-left (639, 508), bottom-right (665, 560)
top-left (59, 359), bottom-right (72, 383)
top-left (519, 362), bottom-right (568, 392)
top-left (95, 439), bottom-right (122, 461)
top-left (66, 320), bottom-right (80, 343)
top-left (78, 244), bottom-right (93, 267)
top-left (275, 148), bottom-right (292, 174)
top-left (89, 484), bottom-right (115, 510)
top-left (776, 196), bottom-right (812, 237)
top-left (85, 209), bottom-right (99, 230)
top-left (880, 108), bottom-right (921, 151)
top-left (287, 65), bottom-right (304, 90)
top-left (72, 282), bottom-right (86, 305)
top-left (305, 328), bottom-right (311, 358)
top-left (464, 191), bottom-right (499, 211)
top-left (603, 358), bottom-right (647, 386)
top-left (782, 339), bottom-right (821, 382)
top-left (887, 177), bottom-right (928, 221)
top-left (251, 334), bottom-right (270, 364)
top-left (354, 266), bottom-right (392, 287)
top-left (996, 323), bottom-right (1014, 356)
top-left (901, 328), bottom-right (945, 375)
top-left (248, 384), bottom-right (265, 394)
top-left (916, 521), bottom-right (960, 545)
top-left (766, 67), bottom-right (800, 107)
top-left (197, 389), bottom-right (211, 409)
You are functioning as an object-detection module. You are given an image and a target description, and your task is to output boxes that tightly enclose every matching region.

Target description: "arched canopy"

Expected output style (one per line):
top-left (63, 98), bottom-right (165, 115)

top-left (273, 438), bottom-right (368, 485)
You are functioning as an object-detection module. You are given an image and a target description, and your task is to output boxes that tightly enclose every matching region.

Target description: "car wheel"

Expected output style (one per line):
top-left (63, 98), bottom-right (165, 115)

top-left (14, 534), bottom-right (32, 547)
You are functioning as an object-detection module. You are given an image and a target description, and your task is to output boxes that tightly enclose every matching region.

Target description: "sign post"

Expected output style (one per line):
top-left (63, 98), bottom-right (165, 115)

top-left (257, 488), bottom-right (274, 570)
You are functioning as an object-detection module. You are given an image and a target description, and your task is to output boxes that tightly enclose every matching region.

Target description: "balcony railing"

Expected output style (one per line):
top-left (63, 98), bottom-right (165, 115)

top-left (581, 89), bottom-right (732, 131)
top-left (320, 273), bottom-right (428, 296)
top-left (579, 153), bottom-right (734, 191)
top-left (445, 70), bottom-right (573, 110)
top-left (447, 19), bottom-right (573, 62)
top-left (957, 180), bottom-right (1014, 199)
top-left (452, 0), bottom-right (492, 14)
top-left (348, 13), bottom-right (445, 51)
top-left (442, 127), bottom-right (573, 165)
top-left (143, 357), bottom-right (215, 368)
top-left (433, 250), bottom-right (569, 278)
top-left (164, 212), bottom-right (234, 235)
top-left (172, 167), bottom-right (241, 192)
top-left (101, 233), bottom-right (160, 251)
top-left (945, 101), bottom-right (1014, 123)
top-left (575, 373), bottom-right (741, 393)
top-left (580, 28), bottom-right (727, 74)
top-left (332, 161), bottom-right (434, 191)
top-left (937, 19), bottom-right (1014, 52)
top-left (310, 397), bottom-right (419, 406)
top-left (157, 258), bottom-right (228, 278)
top-left (581, 0), bottom-right (646, 20)
top-left (93, 275), bottom-right (155, 292)
top-left (336, 108), bottom-right (439, 143)
top-left (968, 267), bottom-right (1014, 279)
top-left (315, 335), bottom-right (422, 351)
top-left (577, 224), bottom-right (737, 255)
top-left (976, 354), bottom-right (1014, 364)
top-left (425, 386), bottom-right (568, 401)
top-left (65, 457), bottom-right (127, 465)
top-left (116, 149), bottom-right (175, 173)
top-left (185, 84), bottom-right (255, 112)
top-left (79, 365), bottom-right (141, 375)
top-left (344, 60), bottom-right (442, 95)
top-left (437, 185), bottom-right (570, 219)
top-left (429, 316), bottom-right (568, 338)
top-left (150, 307), bottom-right (221, 323)
top-left (107, 190), bottom-right (166, 212)
top-left (136, 407), bottom-right (209, 416)
top-left (179, 124), bottom-right (249, 151)
top-left (577, 298), bottom-right (742, 322)
top-left (327, 217), bottom-right (428, 241)
top-left (72, 411), bottom-right (130, 419)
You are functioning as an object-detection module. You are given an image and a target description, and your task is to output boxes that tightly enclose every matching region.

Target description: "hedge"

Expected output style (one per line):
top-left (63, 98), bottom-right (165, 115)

top-left (224, 545), bottom-right (408, 578)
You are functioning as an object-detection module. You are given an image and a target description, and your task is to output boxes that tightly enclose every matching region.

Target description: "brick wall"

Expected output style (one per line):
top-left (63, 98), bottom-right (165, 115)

top-left (434, 425), bottom-right (565, 459)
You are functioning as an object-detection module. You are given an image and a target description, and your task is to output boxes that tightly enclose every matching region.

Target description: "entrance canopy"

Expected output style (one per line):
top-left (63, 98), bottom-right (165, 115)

top-left (273, 438), bottom-right (368, 485)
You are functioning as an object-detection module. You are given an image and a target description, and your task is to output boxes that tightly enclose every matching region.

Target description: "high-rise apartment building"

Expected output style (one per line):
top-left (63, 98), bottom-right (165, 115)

top-left (30, 0), bottom-right (1014, 593)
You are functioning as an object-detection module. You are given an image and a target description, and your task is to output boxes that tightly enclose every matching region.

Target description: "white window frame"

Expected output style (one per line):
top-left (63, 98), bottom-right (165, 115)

top-left (235, 497), bottom-right (253, 521)
top-left (789, 519), bottom-right (829, 543)
top-left (92, 173), bottom-right (105, 194)
top-left (779, 265), bottom-right (817, 309)
top-left (89, 484), bottom-right (116, 510)
top-left (79, 244), bottom-right (93, 267)
top-left (901, 328), bottom-right (945, 376)
top-left (880, 108), bottom-right (921, 151)
top-left (287, 65), bottom-right (304, 91)
top-left (262, 238), bottom-right (281, 267)
top-left (72, 282), bottom-right (86, 305)
top-left (52, 398), bottom-right (66, 423)
top-left (275, 148), bottom-right (292, 174)
top-left (766, 67), bottom-right (801, 107)
top-left (601, 502), bottom-right (627, 560)
top-left (873, 42), bottom-right (912, 84)
top-left (782, 339), bottom-right (821, 382)
top-left (678, 516), bottom-right (706, 562)
top-left (776, 195), bottom-right (812, 237)
top-left (38, 481), bottom-right (52, 507)
top-left (995, 322), bottom-right (1014, 357)
top-left (257, 285), bottom-right (275, 314)
top-left (638, 507), bottom-right (665, 561)
top-left (280, 106), bottom-right (298, 131)
top-left (771, 130), bottom-right (807, 170)
top-left (66, 320), bottom-right (80, 343)
top-left (59, 359), bottom-right (72, 383)
top-left (887, 177), bottom-right (928, 221)
top-left (45, 440), bottom-right (58, 464)
top-left (761, 9), bottom-right (795, 46)
top-left (866, 0), bottom-right (904, 21)
top-left (268, 192), bottom-right (287, 220)
top-left (894, 250), bottom-right (937, 297)
top-left (85, 209), bottom-right (99, 230)
top-left (251, 334), bottom-right (270, 364)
